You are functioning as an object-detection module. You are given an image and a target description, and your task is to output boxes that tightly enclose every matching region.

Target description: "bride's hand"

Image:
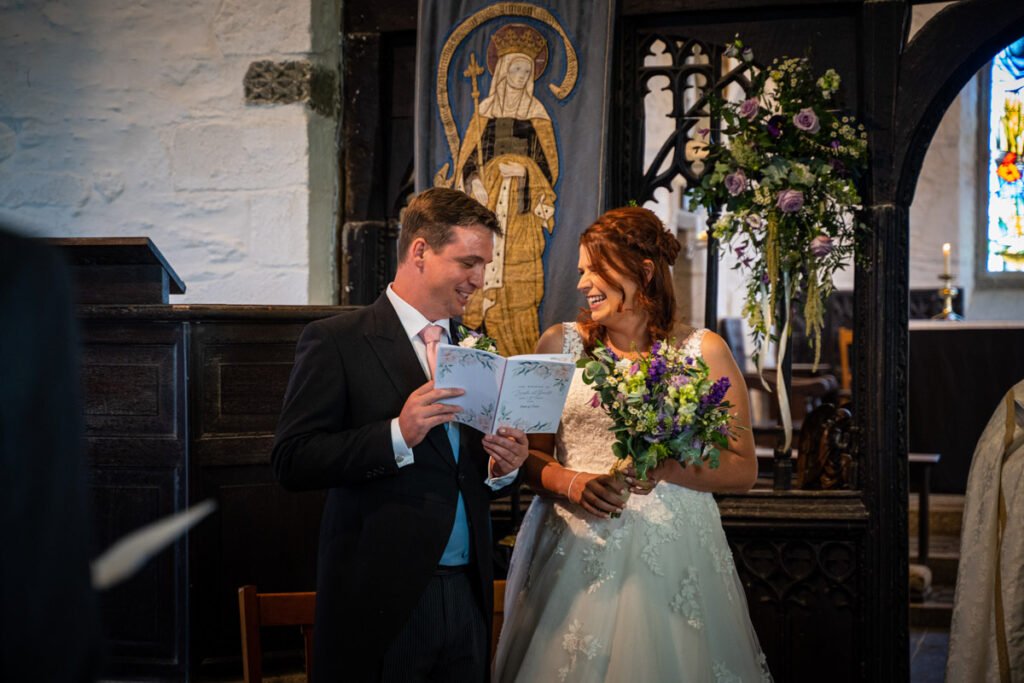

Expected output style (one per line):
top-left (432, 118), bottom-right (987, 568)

top-left (568, 473), bottom-right (628, 518)
top-left (623, 463), bottom-right (657, 495)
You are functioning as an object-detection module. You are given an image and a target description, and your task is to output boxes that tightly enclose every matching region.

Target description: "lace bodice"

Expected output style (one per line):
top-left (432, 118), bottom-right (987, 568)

top-left (554, 323), bottom-right (707, 473)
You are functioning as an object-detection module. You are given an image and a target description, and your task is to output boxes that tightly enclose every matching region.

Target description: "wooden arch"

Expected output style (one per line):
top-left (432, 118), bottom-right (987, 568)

top-left (895, 0), bottom-right (1024, 205)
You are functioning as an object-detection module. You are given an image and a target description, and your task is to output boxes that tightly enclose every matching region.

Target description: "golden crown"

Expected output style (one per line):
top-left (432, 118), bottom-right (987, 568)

top-left (491, 25), bottom-right (547, 61)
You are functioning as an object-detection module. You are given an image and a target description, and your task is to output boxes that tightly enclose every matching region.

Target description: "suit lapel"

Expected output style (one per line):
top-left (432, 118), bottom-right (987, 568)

top-left (366, 294), bottom-right (457, 470)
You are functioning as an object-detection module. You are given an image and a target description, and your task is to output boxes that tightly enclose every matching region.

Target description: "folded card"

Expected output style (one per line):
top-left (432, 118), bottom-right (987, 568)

top-left (433, 344), bottom-right (574, 434)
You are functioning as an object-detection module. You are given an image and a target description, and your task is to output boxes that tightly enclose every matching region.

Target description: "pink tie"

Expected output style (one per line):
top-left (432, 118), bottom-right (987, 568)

top-left (419, 324), bottom-right (446, 379)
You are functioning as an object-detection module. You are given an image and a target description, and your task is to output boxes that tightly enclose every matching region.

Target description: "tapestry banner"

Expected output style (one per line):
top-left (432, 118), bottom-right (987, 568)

top-left (415, 0), bottom-right (615, 355)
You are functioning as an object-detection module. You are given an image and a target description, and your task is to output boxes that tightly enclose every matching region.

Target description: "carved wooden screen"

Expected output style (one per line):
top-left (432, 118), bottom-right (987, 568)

top-left (613, 33), bottom-right (754, 206)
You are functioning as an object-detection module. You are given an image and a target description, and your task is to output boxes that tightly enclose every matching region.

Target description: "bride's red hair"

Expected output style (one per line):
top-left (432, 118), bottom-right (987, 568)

top-left (577, 207), bottom-right (681, 353)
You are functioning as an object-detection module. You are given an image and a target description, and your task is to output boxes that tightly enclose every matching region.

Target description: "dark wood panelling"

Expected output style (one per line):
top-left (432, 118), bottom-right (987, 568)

top-left (191, 322), bottom-right (308, 462)
top-left (90, 467), bottom-right (186, 679)
top-left (81, 320), bottom-right (188, 678)
top-left (77, 308), bottom-right (338, 681)
top-left (719, 492), bottom-right (868, 683)
top-left (190, 467), bottom-right (324, 674)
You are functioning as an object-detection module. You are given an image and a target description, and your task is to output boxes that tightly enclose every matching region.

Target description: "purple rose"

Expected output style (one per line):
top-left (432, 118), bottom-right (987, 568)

top-left (776, 189), bottom-right (805, 213)
top-left (766, 115), bottom-right (785, 139)
top-left (589, 392), bottom-right (601, 408)
top-left (724, 169), bottom-right (747, 196)
top-left (809, 235), bottom-right (834, 257)
top-left (793, 107), bottom-right (820, 133)
top-left (737, 98), bottom-right (759, 121)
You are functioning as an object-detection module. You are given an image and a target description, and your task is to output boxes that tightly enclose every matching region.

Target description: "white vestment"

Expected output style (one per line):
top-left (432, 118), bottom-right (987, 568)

top-left (947, 378), bottom-right (1024, 682)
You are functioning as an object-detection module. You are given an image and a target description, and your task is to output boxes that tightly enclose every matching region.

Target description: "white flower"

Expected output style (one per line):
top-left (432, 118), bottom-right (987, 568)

top-left (458, 336), bottom-right (478, 349)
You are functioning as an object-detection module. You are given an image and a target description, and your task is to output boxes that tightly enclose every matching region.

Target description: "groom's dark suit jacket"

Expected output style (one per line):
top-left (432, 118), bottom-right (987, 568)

top-left (272, 293), bottom-right (511, 682)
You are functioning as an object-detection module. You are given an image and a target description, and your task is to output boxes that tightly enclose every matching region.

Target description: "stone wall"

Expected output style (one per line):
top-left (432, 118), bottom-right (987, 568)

top-left (0, 0), bottom-right (340, 304)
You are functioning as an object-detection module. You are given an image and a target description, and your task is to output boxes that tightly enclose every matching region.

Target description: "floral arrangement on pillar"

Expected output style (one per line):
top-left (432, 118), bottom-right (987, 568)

top-left (690, 38), bottom-right (869, 454)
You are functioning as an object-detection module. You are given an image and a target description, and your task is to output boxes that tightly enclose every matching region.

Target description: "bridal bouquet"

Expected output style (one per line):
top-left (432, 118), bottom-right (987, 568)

top-left (579, 340), bottom-right (735, 481)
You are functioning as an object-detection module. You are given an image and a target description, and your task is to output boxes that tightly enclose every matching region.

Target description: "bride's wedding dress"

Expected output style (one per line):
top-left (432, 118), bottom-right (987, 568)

top-left (494, 324), bottom-right (771, 682)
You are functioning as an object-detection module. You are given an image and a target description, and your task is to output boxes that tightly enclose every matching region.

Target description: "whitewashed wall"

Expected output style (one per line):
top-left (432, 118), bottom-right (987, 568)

top-left (0, 0), bottom-right (339, 304)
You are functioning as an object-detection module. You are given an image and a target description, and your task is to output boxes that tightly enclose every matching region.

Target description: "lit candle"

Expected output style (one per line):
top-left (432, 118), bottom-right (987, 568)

top-left (942, 243), bottom-right (951, 276)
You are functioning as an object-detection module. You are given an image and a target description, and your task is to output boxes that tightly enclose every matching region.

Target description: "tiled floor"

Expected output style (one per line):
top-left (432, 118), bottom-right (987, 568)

top-left (910, 628), bottom-right (949, 682)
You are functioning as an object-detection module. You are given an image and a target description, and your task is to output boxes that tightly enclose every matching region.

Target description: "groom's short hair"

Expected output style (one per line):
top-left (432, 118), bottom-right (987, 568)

top-left (398, 188), bottom-right (501, 262)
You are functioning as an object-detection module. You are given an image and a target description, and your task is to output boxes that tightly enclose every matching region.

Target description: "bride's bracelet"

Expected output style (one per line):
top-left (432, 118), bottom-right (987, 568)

top-left (566, 471), bottom-right (584, 501)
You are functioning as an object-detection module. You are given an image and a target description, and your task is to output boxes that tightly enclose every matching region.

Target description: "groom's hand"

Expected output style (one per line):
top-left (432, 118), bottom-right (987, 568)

top-left (483, 427), bottom-right (529, 478)
top-left (398, 380), bottom-right (464, 448)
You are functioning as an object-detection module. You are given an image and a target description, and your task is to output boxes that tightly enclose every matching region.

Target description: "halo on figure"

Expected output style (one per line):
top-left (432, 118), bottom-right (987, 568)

top-left (486, 23), bottom-right (548, 80)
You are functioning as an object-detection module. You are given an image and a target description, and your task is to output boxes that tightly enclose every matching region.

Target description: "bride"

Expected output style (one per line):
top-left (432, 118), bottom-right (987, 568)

top-left (493, 207), bottom-right (772, 682)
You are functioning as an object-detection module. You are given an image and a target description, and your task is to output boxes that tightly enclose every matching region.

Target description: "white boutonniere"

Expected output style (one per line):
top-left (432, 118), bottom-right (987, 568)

top-left (456, 324), bottom-right (498, 353)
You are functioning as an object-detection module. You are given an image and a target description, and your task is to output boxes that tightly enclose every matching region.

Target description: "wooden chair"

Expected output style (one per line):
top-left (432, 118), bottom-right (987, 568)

top-left (744, 370), bottom-right (840, 449)
top-left (238, 580), bottom-right (508, 681)
top-left (238, 585), bottom-right (316, 683)
top-left (492, 579), bottom-right (506, 663)
top-left (837, 326), bottom-right (853, 393)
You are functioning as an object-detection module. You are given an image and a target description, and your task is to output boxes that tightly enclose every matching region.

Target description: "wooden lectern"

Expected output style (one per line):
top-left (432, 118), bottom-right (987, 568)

top-left (44, 237), bottom-right (186, 304)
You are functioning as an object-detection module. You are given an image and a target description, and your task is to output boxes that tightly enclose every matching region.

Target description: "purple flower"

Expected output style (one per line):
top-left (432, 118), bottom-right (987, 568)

top-left (827, 156), bottom-right (848, 177)
top-left (810, 235), bottom-right (834, 257)
top-left (647, 356), bottom-right (668, 384)
top-left (793, 107), bottom-right (821, 134)
top-left (766, 115), bottom-right (785, 139)
top-left (589, 392), bottom-right (601, 408)
top-left (737, 98), bottom-right (759, 121)
top-left (724, 169), bottom-right (747, 196)
top-left (716, 424), bottom-right (731, 435)
top-left (776, 189), bottom-right (804, 213)
top-left (830, 139), bottom-right (841, 150)
top-left (761, 272), bottom-right (770, 285)
top-left (684, 356), bottom-right (694, 366)
top-left (701, 376), bottom-right (732, 407)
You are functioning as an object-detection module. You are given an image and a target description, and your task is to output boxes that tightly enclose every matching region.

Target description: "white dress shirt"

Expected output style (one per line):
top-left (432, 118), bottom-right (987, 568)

top-left (385, 284), bottom-right (518, 489)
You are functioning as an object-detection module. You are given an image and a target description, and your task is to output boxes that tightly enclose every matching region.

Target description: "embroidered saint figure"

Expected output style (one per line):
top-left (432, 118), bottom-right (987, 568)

top-left (451, 23), bottom-right (558, 356)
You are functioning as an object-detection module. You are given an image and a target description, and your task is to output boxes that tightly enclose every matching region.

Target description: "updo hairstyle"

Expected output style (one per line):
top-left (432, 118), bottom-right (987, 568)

top-left (577, 206), bottom-right (681, 351)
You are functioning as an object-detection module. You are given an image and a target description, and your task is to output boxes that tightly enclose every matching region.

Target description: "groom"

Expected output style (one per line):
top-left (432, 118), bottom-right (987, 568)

top-left (272, 187), bottom-right (528, 682)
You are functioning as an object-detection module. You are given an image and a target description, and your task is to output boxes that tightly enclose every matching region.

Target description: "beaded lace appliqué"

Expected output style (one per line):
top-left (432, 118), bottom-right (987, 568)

top-left (670, 566), bottom-right (704, 629)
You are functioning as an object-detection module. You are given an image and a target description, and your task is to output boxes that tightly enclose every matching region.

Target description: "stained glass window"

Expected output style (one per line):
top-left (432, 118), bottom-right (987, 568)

top-left (987, 40), bottom-right (1024, 273)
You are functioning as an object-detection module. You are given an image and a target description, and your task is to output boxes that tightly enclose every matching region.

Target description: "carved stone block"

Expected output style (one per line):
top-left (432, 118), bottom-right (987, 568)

top-left (244, 60), bottom-right (337, 117)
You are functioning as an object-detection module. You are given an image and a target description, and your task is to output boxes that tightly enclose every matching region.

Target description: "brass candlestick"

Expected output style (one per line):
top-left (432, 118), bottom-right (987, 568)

top-left (932, 273), bottom-right (963, 321)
